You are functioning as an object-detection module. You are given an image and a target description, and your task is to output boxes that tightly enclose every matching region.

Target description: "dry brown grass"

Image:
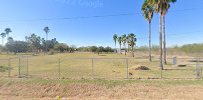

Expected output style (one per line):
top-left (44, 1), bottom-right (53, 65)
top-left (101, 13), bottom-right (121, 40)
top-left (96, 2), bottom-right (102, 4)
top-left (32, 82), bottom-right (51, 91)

top-left (1, 80), bottom-right (203, 100)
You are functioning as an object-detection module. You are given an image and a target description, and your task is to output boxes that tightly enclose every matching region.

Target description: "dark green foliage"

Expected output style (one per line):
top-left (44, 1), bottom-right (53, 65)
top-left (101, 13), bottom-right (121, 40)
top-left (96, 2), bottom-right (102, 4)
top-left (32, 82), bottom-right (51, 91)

top-left (54, 43), bottom-right (69, 53)
top-left (42, 38), bottom-right (58, 52)
top-left (78, 46), bottom-right (114, 53)
top-left (90, 46), bottom-right (98, 52)
top-left (6, 39), bottom-right (29, 53)
top-left (177, 65), bottom-right (187, 67)
top-left (26, 34), bottom-right (41, 52)
top-left (2, 34), bottom-right (72, 54)
top-left (135, 66), bottom-right (150, 70)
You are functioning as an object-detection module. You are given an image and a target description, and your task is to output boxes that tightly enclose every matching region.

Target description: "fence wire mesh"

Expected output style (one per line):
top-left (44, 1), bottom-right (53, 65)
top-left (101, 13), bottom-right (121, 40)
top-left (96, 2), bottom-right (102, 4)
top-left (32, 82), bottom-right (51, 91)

top-left (0, 56), bottom-right (203, 79)
top-left (0, 59), bottom-right (9, 78)
top-left (28, 56), bottom-right (58, 79)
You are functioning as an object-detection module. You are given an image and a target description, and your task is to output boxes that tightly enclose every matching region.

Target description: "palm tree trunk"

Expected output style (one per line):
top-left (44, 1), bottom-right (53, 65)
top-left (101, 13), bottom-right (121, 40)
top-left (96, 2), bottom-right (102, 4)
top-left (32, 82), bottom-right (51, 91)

top-left (120, 44), bottom-right (121, 54)
top-left (128, 45), bottom-right (129, 52)
top-left (115, 42), bottom-right (117, 53)
top-left (45, 33), bottom-right (48, 53)
top-left (160, 15), bottom-right (163, 70)
top-left (125, 44), bottom-right (126, 55)
top-left (46, 33), bottom-right (48, 42)
top-left (163, 16), bottom-right (167, 65)
top-left (132, 46), bottom-right (134, 57)
top-left (149, 22), bottom-right (152, 62)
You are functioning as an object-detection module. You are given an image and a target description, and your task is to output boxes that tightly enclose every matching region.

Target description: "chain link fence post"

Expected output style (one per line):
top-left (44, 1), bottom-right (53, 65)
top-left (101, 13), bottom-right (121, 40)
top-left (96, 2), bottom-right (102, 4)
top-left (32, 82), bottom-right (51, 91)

top-left (26, 56), bottom-right (29, 78)
top-left (92, 58), bottom-right (94, 79)
top-left (196, 56), bottom-right (198, 79)
top-left (58, 58), bottom-right (61, 79)
top-left (18, 57), bottom-right (21, 78)
top-left (8, 58), bottom-right (11, 77)
top-left (195, 56), bottom-right (202, 79)
top-left (126, 58), bottom-right (129, 79)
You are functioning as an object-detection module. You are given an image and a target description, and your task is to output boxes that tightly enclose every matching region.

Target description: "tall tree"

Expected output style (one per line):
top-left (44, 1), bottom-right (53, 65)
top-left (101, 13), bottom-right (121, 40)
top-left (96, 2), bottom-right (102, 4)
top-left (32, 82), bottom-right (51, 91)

top-left (142, 0), bottom-right (154, 62)
top-left (113, 34), bottom-right (118, 52)
top-left (162, 0), bottom-right (176, 64)
top-left (128, 33), bottom-right (137, 57)
top-left (117, 36), bottom-right (122, 54)
top-left (0, 33), bottom-right (6, 45)
top-left (43, 26), bottom-right (50, 53)
top-left (122, 34), bottom-right (127, 55)
top-left (43, 26), bottom-right (50, 41)
top-left (147, 0), bottom-right (176, 69)
top-left (26, 34), bottom-right (41, 53)
top-left (4, 28), bottom-right (12, 38)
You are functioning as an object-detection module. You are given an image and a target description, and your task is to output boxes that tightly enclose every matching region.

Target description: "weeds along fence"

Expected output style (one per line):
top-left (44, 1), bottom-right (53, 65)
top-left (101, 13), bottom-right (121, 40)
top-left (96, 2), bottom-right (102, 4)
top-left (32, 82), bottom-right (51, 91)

top-left (0, 56), bottom-right (203, 79)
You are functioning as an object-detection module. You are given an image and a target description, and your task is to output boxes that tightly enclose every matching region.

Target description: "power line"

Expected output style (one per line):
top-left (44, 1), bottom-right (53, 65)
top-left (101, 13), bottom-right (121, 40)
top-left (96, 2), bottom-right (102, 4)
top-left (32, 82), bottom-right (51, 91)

top-left (0, 13), bottom-right (140, 22)
top-left (0, 7), bottom-right (203, 22)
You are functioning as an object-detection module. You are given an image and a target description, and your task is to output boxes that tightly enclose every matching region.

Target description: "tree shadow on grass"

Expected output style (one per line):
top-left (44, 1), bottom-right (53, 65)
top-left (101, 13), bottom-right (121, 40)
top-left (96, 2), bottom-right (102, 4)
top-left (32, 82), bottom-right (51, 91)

top-left (163, 69), bottom-right (187, 71)
top-left (98, 55), bottom-right (107, 56)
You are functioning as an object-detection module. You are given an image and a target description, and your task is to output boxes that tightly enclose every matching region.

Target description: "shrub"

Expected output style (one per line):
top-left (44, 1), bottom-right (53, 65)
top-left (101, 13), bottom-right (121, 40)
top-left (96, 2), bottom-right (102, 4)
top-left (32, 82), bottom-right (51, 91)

top-left (178, 65), bottom-right (187, 67)
top-left (135, 66), bottom-right (150, 70)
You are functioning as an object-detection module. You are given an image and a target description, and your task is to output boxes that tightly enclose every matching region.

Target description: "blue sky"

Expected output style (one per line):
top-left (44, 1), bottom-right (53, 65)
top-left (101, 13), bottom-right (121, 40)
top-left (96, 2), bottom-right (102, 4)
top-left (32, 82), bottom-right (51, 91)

top-left (0, 0), bottom-right (203, 47)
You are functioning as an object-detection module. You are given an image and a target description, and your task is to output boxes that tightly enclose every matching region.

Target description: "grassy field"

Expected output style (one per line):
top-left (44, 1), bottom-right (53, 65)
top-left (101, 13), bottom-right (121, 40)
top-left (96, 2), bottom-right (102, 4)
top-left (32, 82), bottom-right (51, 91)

top-left (0, 52), bottom-right (201, 79)
top-left (0, 52), bottom-right (203, 99)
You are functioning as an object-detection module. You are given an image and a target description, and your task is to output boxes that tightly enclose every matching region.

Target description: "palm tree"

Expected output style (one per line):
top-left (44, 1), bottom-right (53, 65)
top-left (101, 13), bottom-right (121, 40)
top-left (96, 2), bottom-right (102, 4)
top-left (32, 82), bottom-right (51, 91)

top-left (147, 0), bottom-right (176, 69)
top-left (43, 26), bottom-right (50, 41)
top-left (113, 34), bottom-right (118, 53)
top-left (118, 36), bottom-right (122, 54)
top-left (4, 28), bottom-right (12, 38)
top-left (162, 0), bottom-right (177, 65)
top-left (128, 33), bottom-right (136, 57)
top-left (122, 34), bottom-right (127, 55)
top-left (142, 0), bottom-right (154, 62)
top-left (0, 33), bottom-right (6, 45)
top-left (43, 26), bottom-right (50, 53)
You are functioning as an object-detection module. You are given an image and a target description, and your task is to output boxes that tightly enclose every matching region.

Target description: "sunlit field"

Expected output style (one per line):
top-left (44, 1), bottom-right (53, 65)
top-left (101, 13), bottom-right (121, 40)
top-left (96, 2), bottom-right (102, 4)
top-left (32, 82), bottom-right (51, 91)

top-left (0, 52), bottom-right (201, 79)
top-left (0, 52), bottom-right (203, 100)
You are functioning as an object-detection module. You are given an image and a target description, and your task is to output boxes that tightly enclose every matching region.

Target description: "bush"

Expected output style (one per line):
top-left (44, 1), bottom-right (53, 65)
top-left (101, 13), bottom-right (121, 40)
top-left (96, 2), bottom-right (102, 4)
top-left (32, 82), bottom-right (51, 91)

top-left (135, 66), bottom-right (150, 70)
top-left (178, 65), bottom-right (187, 67)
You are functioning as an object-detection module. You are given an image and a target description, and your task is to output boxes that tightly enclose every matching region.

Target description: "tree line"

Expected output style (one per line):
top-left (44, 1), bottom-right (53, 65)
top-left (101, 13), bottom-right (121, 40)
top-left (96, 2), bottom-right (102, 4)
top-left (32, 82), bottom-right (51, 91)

top-left (78, 46), bottom-right (114, 54)
top-left (0, 27), bottom-right (75, 54)
top-left (0, 27), bottom-right (115, 55)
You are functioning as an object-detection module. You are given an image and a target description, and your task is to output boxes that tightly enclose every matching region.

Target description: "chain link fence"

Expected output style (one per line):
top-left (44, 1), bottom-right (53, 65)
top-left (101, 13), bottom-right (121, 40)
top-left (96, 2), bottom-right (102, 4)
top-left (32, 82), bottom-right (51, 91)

top-left (0, 59), bottom-right (9, 78)
top-left (0, 56), bottom-right (203, 79)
